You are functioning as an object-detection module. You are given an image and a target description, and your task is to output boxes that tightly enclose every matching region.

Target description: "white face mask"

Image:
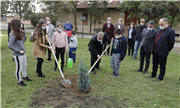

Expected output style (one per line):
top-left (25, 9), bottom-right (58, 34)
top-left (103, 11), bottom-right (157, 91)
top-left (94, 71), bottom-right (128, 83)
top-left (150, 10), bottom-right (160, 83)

top-left (140, 23), bottom-right (144, 25)
top-left (46, 21), bottom-right (50, 24)
top-left (148, 27), bottom-right (153, 30)
top-left (119, 22), bottom-right (122, 24)
top-left (21, 24), bottom-right (23, 28)
top-left (130, 25), bottom-right (133, 28)
top-left (97, 38), bottom-right (102, 42)
top-left (58, 29), bottom-right (62, 32)
top-left (42, 26), bottom-right (46, 30)
top-left (115, 36), bottom-right (119, 38)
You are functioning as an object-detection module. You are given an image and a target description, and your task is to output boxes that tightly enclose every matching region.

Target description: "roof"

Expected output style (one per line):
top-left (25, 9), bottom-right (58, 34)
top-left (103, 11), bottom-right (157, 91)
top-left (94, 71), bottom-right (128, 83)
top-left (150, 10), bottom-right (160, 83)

top-left (76, 0), bottom-right (122, 9)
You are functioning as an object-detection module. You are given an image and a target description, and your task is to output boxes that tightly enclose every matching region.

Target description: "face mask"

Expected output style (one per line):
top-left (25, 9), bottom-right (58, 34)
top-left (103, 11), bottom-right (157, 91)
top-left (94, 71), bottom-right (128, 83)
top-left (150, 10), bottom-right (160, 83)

top-left (42, 26), bottom-right (46, 30)
top-left (97, 38), bottom-right (102, 42)
top-left (58, 29), bottom-right (62, 32)
top-left (148, 27), bottom-right (153, 30)
top-left (21, 24), bottom-right (23, 28)
top-left (67, 21), bottom-right (69, 23)
top-left (46, 21), bottom-right (50, 24)
top-left (115, 35), bottom-right (119, 38)
top-left (140, 23), bottom-right (144, 25)
top-left (159, 26), bottom-right (164, 30)
top-left (119, 22), bottom-right (122, 24)
top-left (130, 25), bottom-right (133, 28)
top-left (107, 21), bottom-right (111, 24)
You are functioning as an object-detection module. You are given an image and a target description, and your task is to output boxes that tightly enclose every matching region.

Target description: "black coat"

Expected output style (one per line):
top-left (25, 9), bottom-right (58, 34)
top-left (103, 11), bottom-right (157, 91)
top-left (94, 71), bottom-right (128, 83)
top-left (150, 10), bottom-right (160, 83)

top-left (88, 32), bottom-right (111, 56)
top-left (8, 22), bottom-right (26, 41)
top-left (127, 27), bottom-right (136, 40)
top-left (154, 27), bottom-right (175, 56)
top-left (139, 28), bottom-right (157, 52)
top-left (135, 25), bottom-right (147, 40)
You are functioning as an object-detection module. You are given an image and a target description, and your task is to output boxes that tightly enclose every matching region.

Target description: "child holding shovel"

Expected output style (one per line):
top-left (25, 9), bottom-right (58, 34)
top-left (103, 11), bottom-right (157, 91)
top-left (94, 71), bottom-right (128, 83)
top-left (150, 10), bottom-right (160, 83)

top-left (69, 31), bottom-right (78, 62)
top-left (110, 29), bottom-right (127, 78)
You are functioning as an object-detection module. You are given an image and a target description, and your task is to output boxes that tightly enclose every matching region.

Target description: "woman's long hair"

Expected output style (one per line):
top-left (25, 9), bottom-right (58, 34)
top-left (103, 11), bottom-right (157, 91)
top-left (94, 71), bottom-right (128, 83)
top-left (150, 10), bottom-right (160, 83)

top-left (34, 19), bottom-right (47, 37)
top-left (11, 19), bottom-right (24, 40)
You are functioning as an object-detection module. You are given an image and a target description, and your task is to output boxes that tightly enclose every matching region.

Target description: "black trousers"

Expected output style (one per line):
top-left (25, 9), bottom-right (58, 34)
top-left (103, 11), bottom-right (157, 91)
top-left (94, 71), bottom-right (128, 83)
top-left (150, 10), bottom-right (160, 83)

top-left (47, 43), bottom-right (52, 60)
top-left (91, 53), bottom-right (101, 71)
top-left (139, 47), bottom-right (151, 71)
top-left (151, 52), bottom-right (167, 80)
top-left (128, 38), bottom-right (135, 55)
top-left (103, 39), bottom-right (111, 54)
top-left (55, 47), bottom-right (65, 71)
top-left (36, 58), bottom-right (44, 75)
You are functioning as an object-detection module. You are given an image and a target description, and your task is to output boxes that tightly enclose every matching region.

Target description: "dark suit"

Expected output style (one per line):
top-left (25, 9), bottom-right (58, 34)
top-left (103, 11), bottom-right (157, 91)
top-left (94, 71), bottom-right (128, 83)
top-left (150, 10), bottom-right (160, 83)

top-left (151, 27), bottom-right (175, 80)
top-left (8, 22), bottom-right (26, 42)
top-left (88, 33), bottom-right (110, 72)
top-left (127, 27), bottom-right (136, 55)
top-left (139, 28), bottom-right (156, 71)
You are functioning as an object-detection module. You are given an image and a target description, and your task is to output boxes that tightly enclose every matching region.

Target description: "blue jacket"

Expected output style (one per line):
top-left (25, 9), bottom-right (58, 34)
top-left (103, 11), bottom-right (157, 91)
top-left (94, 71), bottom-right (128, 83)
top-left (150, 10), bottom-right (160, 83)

top-left (154, 27), bottom-right (175, 56)
top-left (111, 35), bottom-right (127, 59)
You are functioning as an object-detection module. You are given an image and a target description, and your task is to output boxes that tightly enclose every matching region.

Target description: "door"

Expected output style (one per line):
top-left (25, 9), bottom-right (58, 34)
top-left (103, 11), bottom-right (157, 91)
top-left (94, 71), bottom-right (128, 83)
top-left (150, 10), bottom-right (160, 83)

top-left (125, 12), bottom-right (137, 26)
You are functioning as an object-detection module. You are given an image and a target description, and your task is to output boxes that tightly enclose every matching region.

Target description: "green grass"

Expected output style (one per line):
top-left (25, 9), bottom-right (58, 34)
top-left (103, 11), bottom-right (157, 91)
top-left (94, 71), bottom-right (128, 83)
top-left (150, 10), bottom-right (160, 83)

top-left (1, 30), bottom-right (180, 107)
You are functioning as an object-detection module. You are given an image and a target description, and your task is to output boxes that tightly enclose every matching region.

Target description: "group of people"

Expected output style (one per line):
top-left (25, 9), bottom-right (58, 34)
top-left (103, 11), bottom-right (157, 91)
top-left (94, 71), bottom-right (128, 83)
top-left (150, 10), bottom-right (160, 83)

top-left (7, 14), bottom-right (176, 86)
top-left (90, 17), bottom-right (175, 81)
top-left (8, 15), bottom-right (78, 86)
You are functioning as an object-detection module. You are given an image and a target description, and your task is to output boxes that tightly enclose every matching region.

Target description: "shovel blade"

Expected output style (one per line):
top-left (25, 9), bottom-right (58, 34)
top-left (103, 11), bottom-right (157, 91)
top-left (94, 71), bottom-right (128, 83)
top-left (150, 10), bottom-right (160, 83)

top-left (60, 79), bottom-right (71, 86)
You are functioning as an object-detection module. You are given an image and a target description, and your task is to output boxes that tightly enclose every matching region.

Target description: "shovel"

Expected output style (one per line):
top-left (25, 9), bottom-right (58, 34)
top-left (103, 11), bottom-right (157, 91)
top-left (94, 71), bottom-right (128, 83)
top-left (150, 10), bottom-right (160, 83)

top-left (47, 38), bottom-right (71, 87)
top-left (87, 44), bottom-right (111, 74)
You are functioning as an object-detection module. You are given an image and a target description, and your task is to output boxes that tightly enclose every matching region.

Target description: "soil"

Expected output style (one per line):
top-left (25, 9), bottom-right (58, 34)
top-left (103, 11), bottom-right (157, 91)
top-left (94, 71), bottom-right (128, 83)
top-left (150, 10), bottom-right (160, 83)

top-left (30, 74), bottom-right (128, 108)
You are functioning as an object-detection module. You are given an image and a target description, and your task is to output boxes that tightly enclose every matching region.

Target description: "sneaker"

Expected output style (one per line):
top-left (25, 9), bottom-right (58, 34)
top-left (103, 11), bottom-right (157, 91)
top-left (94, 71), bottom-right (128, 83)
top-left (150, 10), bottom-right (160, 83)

top-left (111, 72), bottom-right (115, 75)
top-left (54, 68), bottom-right (57, 72)
top-left (18, 81), bottom-right (27, 86)
top-left (47, 59), bottom-right (52, 62)
top-left (38, 74), bottom-right (46, 77)
top-left (113, 74), bottom-right (119, 78)
top-left (22, 76), bottom-right (32, 81)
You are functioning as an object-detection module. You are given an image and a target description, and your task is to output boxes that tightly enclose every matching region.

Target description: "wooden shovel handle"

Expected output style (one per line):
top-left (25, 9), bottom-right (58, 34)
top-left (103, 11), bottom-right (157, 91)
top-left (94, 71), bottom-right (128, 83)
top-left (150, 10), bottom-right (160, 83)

top-left (87, 44), bottom-right (111, 74)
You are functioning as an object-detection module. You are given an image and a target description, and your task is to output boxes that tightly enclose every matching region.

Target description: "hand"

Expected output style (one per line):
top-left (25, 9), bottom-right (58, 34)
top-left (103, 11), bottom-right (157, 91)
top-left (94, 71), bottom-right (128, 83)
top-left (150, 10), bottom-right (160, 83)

top-left (20, 50), bottom-right (24, 54)
top-left (48, 47), bottom-right (52, 51)
top-left (22, 30), bottom-right (25, 33)
top-left (97, 55), bottom-right (101, 59)
top-left (108, 44), bottom-right (111, 46)
top-left (111, 38), bottom-right (114, 40)
top-left (65, 50), bottom-right (67, 53)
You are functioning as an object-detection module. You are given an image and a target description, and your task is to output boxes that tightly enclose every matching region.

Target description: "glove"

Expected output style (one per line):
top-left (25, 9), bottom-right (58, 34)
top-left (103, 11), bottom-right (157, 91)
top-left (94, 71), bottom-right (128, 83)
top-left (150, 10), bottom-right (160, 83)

top-left (120, 57), bottom-right (124, 61)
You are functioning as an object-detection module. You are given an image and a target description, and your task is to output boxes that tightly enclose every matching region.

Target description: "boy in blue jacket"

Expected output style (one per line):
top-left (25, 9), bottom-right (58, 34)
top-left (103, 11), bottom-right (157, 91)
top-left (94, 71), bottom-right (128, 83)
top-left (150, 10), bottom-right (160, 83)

top-left (111, 29), bottom-right (127, 78)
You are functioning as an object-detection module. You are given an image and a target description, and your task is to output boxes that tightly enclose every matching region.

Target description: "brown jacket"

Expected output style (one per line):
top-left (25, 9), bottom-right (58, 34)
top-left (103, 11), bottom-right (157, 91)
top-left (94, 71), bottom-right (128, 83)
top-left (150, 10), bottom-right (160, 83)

top-left (33, 31), bottom-right (49, 59)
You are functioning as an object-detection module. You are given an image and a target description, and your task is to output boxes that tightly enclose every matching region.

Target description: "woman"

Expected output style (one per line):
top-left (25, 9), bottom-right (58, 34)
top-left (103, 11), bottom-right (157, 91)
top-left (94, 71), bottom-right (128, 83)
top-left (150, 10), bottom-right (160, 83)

top-left (8, 19), bottom-right (32, 86)
top-left (127, 22), bottom-right (136, 56)
top-left (33, 19), bottom-right (51, 77)
top-left (52, 23), bottom-right (68, 73)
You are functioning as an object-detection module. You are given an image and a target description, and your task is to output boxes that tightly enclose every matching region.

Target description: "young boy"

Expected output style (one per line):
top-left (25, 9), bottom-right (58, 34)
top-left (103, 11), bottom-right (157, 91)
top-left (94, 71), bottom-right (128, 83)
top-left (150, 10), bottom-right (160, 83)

top-left (69, 31), bottom-right (78, 62)
top-left (111, 29), bottom-right (127, 78)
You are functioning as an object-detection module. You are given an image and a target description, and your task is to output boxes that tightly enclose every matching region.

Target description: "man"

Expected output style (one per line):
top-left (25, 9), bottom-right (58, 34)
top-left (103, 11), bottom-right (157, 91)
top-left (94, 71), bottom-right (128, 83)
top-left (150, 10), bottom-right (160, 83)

top-left (134, 20), bottom-right (156, 74)
top-left (102, 17), bottom-right (114, 56)
top-left (148, 18), bottom-right (175, 82)
top-left (64, 19), bottom-right (73, 43)
top-left (45, 17), bottom-right (55, 61)
top-left (88, 31), bottom-right (111, 75)
top-left (7, 14), bottom-right (26, 61)
top-left (113, 18), bottom-right (125, 34)
top-left (133, 19), bottom-right (147, 59)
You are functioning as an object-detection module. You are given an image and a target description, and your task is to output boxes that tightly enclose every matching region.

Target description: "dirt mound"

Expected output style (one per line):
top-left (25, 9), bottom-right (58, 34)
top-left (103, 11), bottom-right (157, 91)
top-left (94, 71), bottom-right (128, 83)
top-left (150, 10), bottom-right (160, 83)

top-left (56, 74), bottom-right (91, 97)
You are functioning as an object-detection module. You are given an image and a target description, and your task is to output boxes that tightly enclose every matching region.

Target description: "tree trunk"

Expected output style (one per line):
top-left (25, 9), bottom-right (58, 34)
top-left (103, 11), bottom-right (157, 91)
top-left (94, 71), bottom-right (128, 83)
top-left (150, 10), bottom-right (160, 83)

top-left (90, 13), bottom-right (92, 33)
top-left (74, 10), bottom-right (77, 32)
top-left (137, 18), bottom-right (140, 25)
top-left (170, 21), bottom-right (173, 28)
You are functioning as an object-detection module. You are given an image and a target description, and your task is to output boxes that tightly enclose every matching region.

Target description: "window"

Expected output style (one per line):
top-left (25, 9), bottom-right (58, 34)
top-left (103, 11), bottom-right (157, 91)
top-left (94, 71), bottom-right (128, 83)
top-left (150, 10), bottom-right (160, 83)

top-left (108, 0), bottom-right (113, 3)
top-left (83, 13), bottom-right (88, 25)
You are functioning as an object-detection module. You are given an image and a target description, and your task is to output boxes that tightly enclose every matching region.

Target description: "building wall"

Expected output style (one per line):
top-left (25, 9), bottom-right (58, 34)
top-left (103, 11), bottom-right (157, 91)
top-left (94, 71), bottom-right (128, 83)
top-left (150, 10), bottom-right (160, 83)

top-left (6, 16), bottom-right (31, 24)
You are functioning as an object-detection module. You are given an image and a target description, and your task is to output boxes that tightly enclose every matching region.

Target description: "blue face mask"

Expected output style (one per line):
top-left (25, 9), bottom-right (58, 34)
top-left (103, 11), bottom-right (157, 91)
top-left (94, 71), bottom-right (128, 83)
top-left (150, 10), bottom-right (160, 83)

top-left (67, 21), bottom-right (69, 23)
top-left (159, 26), bottom-right (164, 30)
top-left (107, 21), bottom-right (111, 24)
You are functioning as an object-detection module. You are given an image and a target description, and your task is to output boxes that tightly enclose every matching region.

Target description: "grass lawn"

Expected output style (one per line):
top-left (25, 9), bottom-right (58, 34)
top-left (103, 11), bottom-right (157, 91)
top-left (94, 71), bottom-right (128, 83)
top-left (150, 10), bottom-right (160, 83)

top-left (1, 30), bottom-right (180, 107)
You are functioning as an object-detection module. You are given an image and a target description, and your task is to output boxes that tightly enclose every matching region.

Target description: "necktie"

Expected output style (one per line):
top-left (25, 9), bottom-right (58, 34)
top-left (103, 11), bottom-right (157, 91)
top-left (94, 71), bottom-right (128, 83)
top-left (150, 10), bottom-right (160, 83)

top-left (146, 30), bottom-right (151, 37)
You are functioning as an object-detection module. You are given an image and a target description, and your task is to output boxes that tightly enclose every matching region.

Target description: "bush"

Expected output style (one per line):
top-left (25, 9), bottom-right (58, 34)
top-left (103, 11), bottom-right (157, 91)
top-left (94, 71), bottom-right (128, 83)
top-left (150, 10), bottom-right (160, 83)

top-left (78, 60), bottom-right (90, 93)
top-left (96, 27), bottom-right (102, 33)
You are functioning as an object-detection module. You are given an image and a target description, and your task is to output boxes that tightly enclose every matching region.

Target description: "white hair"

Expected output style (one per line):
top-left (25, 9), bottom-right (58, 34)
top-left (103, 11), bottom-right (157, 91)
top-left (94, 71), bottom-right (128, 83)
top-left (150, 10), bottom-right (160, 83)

top-left (160, 18), bottom-right (168, 23)
top-left (118, 18), bottom-right (123, 21)
top-left (107, 17), bottom-right (111, 20)
top-left (97, 31), bottom-right (104, 37)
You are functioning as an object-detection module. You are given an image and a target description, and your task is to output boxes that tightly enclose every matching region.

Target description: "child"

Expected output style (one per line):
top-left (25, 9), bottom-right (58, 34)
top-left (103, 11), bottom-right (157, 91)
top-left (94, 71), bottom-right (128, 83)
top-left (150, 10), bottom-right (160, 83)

top-left (69, 31), bottom-right (78, 62)
top-left (8, 19), bottom-right (32, 86)
top-left (110, 29), bottom-right (127, 78)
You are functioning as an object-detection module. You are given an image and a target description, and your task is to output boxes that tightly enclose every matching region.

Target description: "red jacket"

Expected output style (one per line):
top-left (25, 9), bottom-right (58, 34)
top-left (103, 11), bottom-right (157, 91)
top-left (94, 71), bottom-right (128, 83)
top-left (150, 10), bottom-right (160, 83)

top-left (102, 23), bottom-right (114, 39)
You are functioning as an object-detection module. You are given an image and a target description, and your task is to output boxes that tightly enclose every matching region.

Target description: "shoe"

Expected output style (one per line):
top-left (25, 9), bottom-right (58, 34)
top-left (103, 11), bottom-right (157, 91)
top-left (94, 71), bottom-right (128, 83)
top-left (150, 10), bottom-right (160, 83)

top-left (96, 68), bottom-right (101, 71)
top-left (128, 54), bottom-right (130, 56)
top-left (22, 76), bottom-right (32, 81)
top-left (131, 55), bottom-right (133, 57)
top-left (148, 76), bottom-right (156, 78)
top-left (54, 68), bottom-right (57, 72)
top-left (13, 58), bottom-right (15, 62)
top-left (133, 57), bottom-right (137, 59)
top-left (134, 69), bottom-right (143, 72)
top-left (111, 72), bottom-right (115, 75)
top-left (92, 71), bottom-right (96, 75)
top-left (143, 71), bottom-right (147, 74)
top-left (113, 74), bottom-right (119, 78)
top-left (107, 54), bottom-right (110, 56)
top-left (73, 60), bottom-right (75, 63)
top-left (156, 79), bottom-right (162, 82)
top-left (62, 70), bottom-right (64, 73)
top-left (18, 81), bottom-right (27, 86)
top-left (47, 59), bottom-right (52, 62)
top-left (38, 74), bottom-right (46, 77)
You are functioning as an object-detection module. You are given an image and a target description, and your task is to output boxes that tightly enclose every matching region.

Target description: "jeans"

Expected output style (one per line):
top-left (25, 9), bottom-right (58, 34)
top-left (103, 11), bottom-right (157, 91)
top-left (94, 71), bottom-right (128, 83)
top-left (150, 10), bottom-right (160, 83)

top-left (134, 41), bottom-right (141, 58)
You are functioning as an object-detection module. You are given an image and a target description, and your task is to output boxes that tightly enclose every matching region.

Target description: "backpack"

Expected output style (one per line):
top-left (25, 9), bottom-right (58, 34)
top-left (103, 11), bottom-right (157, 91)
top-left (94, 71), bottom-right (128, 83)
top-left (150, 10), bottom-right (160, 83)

top-left (30, 31), bottom-right (35, 42)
